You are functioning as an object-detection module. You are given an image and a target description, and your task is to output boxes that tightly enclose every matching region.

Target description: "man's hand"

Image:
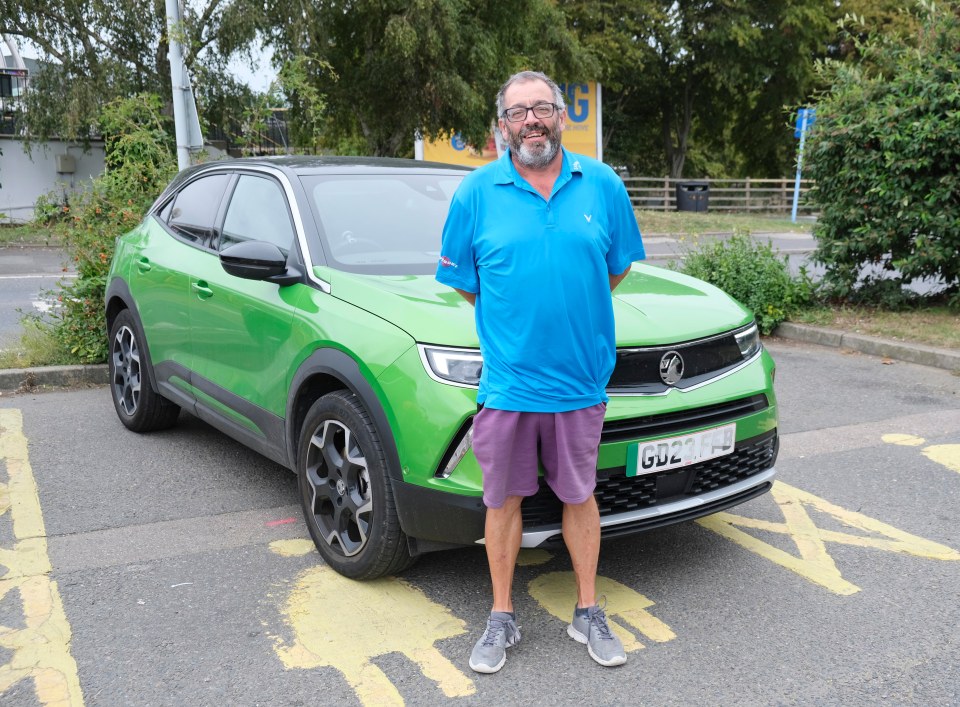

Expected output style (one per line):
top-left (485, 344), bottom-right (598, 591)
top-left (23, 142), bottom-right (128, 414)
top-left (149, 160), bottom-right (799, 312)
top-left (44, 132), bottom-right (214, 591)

top-left (455, 288), bottom-right (477, 306)
top-left (609, 266), bottom-right (631, 292)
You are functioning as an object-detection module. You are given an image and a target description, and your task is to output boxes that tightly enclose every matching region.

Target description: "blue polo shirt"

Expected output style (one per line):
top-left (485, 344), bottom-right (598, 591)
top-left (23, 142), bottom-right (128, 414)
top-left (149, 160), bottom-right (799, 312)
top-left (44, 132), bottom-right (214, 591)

top-left (436, 148), bottom-right (645, 412)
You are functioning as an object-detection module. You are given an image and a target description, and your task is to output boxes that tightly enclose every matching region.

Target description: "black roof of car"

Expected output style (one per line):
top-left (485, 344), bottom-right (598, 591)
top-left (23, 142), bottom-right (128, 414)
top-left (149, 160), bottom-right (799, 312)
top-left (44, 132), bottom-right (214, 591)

top-left (156, 154), bottom-right (472, 212)
top-left (173, 154), bottom-right (470, 184)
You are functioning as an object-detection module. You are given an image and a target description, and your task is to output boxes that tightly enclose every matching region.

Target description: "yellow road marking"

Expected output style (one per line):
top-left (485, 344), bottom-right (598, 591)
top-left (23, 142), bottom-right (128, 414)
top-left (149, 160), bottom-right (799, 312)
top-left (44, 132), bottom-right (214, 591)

top-left (921, 445), bottom-right (960, 475)
top-left (882, 433), bottom-right (960, 475)
top-left (698, 481), bottom-right (960, 595)
top-left (269, 538), bottom-right (315, 557)
top-left (516, 549), bottom-right (553, 566)
top-left (882, 433), bottom-right (926, 447)
top-left (0, 409), bottom-right (84, 705)
top-left (272, 565), bottom-right (474, 706)
top-left (528, 572), bottom-right (676, 651)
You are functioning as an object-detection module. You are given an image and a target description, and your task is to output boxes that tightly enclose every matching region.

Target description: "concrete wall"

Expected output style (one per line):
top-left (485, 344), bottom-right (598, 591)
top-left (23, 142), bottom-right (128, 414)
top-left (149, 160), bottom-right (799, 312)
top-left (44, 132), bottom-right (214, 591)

top-left (0, 137), bottom-right (106, 222)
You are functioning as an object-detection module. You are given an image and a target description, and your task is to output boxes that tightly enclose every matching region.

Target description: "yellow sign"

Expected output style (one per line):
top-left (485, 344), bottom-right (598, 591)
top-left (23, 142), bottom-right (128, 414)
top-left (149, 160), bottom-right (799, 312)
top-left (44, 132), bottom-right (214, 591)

top-left (420, 82), bottom-right (601, 167)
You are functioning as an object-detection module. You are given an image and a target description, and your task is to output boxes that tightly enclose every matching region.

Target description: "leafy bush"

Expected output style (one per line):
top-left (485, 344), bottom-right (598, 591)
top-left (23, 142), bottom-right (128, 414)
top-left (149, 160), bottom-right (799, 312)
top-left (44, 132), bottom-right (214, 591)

top-left (39, 94), bottom-right (177, 363)
top-left (674, 231), bottom-right (815, 334)
top-left (806, 2), bottom-right (960, 300)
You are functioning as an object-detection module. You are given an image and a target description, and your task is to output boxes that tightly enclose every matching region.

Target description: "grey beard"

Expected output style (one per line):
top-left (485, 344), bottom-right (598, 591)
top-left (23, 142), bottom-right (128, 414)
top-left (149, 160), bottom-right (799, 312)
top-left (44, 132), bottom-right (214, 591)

top-left (509, 126), bottom-right (561, 169)
top-left (515, 137), bottom-right (559, 169)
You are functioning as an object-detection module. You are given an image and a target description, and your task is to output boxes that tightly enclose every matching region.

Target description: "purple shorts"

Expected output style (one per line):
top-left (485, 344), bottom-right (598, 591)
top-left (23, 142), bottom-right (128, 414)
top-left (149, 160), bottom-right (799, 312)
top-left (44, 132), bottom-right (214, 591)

top-left (472, 403), bottom-right (606, 509)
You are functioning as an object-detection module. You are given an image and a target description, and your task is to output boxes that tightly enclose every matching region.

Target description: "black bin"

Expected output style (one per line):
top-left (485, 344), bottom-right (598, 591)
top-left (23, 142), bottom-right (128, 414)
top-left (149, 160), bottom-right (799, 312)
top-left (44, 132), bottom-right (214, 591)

top-left (675, 181), bottom-right (709, 212)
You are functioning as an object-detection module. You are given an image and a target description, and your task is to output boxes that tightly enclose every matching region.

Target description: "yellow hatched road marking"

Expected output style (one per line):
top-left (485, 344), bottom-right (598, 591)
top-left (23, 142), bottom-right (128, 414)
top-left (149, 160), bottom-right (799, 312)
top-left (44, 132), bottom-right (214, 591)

top-left (698, 480), bottom-right (960, 595)
top-left (0, 409), bottom-right (84, 705)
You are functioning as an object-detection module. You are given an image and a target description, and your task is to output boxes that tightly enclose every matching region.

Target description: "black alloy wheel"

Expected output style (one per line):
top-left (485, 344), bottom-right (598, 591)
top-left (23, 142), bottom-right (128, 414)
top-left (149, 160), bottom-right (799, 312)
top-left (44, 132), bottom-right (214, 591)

top-left (297, 390), bottom-right (414, 579)
top-left (108, 309), bottom-right (180, 432)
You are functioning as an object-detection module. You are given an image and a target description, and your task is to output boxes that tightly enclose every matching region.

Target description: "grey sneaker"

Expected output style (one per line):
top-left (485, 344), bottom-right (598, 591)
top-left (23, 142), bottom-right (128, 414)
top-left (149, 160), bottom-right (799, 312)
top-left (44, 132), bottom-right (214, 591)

top-left (469, 611), bottom-right (521, 673)
top-left (567, 598), bottom-right (626, 666)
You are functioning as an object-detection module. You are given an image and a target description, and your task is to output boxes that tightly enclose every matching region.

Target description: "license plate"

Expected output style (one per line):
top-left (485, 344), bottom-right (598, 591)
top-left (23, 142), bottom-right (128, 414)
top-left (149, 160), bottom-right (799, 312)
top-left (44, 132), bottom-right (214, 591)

top-left (627, 423), bottom-right (736, 477)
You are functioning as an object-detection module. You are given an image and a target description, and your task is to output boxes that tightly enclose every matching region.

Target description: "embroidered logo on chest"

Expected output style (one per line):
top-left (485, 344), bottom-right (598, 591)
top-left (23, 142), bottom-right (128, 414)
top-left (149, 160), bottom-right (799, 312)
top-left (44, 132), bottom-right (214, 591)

top-left (584, 213), bottom-right (592, 223)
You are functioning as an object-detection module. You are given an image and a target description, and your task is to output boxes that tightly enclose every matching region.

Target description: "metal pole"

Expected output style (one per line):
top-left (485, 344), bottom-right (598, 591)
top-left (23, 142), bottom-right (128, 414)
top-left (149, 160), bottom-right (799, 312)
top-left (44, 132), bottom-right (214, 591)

top-left (166, 0), bottom-right (193, 171)
top-left (791, 109), bottom-right (809, 224)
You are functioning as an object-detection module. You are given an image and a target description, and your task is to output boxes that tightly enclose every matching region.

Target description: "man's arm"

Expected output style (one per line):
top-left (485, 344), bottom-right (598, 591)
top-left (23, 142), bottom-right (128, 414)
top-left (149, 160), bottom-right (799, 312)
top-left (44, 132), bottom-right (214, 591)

top-left (609, 265), bottom-right (631, 292)
top-left (455, 288), bottom-right (476, 306)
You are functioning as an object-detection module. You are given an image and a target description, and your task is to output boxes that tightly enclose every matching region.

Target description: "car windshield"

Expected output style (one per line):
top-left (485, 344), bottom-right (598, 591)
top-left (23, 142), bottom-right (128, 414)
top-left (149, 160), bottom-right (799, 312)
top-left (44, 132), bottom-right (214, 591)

top-left (301, 173), bottom-right (463, 275)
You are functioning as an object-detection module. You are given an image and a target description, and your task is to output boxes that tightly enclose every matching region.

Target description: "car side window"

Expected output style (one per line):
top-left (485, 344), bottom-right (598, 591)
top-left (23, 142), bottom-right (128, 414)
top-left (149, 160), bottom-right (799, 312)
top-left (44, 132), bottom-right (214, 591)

top-left (155, 197), bottom-right (174, 223)
top-left (168, 174), bottom-right (230, 245)
top-left (220, 175), bottom-right (296, 255)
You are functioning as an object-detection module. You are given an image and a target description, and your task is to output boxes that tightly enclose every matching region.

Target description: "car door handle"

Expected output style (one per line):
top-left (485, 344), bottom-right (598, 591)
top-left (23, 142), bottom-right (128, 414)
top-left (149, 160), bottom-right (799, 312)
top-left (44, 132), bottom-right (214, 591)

top-left (137, 258), bottom-right (152, 273)
top-left (192, 281), bottom-right (214, 299)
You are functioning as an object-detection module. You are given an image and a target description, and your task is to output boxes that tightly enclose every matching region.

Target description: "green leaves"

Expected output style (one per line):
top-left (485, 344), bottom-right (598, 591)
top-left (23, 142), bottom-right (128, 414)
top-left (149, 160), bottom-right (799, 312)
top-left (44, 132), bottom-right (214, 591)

top-left (807, 1), bottom-right (960, 301)
top-left (674, 231), bottom-right (815, 334)
top-left (37, 95), bottom-right (178, 364)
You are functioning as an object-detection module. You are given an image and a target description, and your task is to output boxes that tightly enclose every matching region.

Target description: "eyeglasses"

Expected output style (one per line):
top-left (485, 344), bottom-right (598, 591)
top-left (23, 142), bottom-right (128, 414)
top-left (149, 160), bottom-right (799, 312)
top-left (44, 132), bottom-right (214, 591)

top-left (501, 102), bottom-right (558, 123)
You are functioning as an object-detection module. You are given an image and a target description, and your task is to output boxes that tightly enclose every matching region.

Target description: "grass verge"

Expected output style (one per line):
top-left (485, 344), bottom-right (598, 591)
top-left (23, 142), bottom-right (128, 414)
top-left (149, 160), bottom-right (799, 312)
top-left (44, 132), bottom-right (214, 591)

top-left (0, 223), bottom-right (62, 246)
top-left (635, 210), bottom-right (813, 236)
top-left (790, 305), bottom-right (959, 350)
top-left (0, 320), bottom-right (75, 369)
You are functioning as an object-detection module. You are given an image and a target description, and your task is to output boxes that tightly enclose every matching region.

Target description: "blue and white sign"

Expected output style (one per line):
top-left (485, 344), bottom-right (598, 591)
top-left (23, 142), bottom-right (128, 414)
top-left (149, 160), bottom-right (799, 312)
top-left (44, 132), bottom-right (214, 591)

top-left (791, 107), bottom-right (816, 223)
top-left (794, 108), bottom-right (816, 138)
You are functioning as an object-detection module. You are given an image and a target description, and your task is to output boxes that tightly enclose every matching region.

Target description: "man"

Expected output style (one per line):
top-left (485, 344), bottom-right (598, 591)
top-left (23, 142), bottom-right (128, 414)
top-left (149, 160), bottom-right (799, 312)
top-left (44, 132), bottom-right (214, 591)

top-left (435, 70), bottom-right (645, 673)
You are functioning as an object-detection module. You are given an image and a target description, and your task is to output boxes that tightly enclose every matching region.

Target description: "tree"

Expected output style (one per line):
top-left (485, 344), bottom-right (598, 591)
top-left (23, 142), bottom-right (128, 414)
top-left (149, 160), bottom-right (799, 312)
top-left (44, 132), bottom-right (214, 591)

top-left (0, 0), bottom-right (258, 144)
top-left (560, 0), bottom-right (834, 178)
top-left (829, 0), bottom-right (922, 60)
top-left (806, 0), bottom-right (960, 300)
top-left (261, 0), bottom-right (596, 157)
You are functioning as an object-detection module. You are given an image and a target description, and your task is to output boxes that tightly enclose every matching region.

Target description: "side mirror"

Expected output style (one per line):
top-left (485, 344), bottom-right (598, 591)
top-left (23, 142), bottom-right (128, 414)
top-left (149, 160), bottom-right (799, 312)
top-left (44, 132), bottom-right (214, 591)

top-left (219, 241), bottom-right (301, 285)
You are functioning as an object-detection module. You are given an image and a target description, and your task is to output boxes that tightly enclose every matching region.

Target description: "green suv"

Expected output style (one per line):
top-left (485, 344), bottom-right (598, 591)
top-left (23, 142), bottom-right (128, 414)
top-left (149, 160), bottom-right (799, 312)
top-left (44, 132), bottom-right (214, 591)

top-left (105, 156), bottom-right (779, 579)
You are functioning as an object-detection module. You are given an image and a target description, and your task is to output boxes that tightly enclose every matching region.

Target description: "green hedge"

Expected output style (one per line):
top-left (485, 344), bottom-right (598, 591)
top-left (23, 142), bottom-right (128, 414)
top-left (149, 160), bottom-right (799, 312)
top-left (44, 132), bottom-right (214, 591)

top-left (806, 2), bottom-right (960, 303)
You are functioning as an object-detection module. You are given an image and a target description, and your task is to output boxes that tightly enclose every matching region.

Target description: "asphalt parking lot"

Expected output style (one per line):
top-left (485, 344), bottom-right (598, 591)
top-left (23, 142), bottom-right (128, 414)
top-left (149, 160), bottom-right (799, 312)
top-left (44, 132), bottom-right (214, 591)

top-left (1, 337), bottom-right (958, 705)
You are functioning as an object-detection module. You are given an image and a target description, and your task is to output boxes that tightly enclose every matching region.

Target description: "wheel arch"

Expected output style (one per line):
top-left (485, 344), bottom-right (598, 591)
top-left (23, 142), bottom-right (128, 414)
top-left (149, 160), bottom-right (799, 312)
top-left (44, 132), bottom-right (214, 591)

top-left (104, 278), bottom-right (163, 396)
top-left (286, 348), bottom-right (403, 482)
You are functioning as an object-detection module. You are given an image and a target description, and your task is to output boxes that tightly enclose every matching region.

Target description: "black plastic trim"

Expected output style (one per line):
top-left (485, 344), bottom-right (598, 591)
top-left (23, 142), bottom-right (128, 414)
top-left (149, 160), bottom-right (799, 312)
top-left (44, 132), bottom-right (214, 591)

top-left (104, 279), bottom-right (163, 397)
top-left (152, 361), bottom-right (288, 466)
top-left (286, 348), bottom-right (404, 483)
top-left (390, 480), bottom-right (486, 547)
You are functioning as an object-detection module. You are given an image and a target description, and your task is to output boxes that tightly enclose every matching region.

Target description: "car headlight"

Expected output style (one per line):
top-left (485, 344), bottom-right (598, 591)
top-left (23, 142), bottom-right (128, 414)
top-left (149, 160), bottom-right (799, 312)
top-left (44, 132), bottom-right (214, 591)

top-left (734, 323), bottom-right (761, 359)
top-left (418, 345), bottom-right (483, 387)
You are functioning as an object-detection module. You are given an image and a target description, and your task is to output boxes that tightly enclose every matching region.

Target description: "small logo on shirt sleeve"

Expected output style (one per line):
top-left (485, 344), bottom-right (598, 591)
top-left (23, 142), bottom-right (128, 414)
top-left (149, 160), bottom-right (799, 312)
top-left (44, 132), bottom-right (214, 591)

top-left (584, 213), bottom-right (592, 223)
top-left (439, 255), bottom-right (458, 268)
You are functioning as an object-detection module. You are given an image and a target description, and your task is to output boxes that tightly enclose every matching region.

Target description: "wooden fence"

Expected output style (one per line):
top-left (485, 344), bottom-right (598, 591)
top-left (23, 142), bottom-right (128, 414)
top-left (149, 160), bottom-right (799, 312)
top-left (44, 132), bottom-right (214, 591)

top-left (622, 176), bottom-right (816, 214)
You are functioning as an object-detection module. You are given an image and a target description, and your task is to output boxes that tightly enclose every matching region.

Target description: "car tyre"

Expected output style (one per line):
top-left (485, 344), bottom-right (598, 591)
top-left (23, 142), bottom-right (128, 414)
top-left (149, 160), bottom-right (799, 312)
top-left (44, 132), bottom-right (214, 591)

top-left (298, 390), bottom-right (415, 579)
top-left (108, 309), bottom-right (180, 432)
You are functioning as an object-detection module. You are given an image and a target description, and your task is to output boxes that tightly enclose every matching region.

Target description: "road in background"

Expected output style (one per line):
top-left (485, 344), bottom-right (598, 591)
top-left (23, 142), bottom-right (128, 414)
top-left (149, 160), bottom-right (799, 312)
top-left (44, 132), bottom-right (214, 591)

top-left (0, 246), bottom-right (73, 348)
top-left (1, 339), bottom-right (958, 705)
top-left (643, 230), bottom-right (947, 296)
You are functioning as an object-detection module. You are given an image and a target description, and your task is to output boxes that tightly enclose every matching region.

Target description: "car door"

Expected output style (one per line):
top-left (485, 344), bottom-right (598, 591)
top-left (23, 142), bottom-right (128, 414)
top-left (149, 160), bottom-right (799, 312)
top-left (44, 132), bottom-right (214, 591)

top-left (185, 170), bottom-right (302, 452)
top-left (128, 172), bottom-right (231, 401)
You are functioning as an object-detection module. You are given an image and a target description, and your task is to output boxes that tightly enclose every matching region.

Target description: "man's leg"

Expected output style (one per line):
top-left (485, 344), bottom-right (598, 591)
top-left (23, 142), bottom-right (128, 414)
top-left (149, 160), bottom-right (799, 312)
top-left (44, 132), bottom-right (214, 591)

top-left (561, 495), bottom-right (600, 608)
top-left (485, 495), bottom-right (524, 612)
top-left (469, 495), bottom-right (524, 673)
top-left (563, 495), bottom-right (626, 666)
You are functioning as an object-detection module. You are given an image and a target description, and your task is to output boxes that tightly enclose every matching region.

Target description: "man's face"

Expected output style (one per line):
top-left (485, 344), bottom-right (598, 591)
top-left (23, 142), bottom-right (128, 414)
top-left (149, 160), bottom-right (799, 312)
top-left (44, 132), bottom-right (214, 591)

top-left (498, 79), bottom-right (565, 169)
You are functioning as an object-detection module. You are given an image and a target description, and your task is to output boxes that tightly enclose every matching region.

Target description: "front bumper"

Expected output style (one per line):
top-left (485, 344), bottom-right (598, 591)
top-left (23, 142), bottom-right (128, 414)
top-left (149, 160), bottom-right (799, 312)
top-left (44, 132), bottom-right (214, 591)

top-left (392, 429), bottom-right (778, 552)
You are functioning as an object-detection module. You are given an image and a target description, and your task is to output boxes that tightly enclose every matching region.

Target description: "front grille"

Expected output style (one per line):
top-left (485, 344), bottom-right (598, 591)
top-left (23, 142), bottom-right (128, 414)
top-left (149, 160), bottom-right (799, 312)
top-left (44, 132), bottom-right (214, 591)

top-left (520, 430), bottom-right (778, 528)
top-left (600, 394), bottom-right (768, 444)
top-left (608, 326), bottom-right (752, 394)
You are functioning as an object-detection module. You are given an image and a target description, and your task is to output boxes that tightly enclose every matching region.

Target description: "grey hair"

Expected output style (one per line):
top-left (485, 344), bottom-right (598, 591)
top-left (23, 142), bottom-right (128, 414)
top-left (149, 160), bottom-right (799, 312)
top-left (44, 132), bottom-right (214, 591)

top-left (495, 71), bottom-right (566, 117)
